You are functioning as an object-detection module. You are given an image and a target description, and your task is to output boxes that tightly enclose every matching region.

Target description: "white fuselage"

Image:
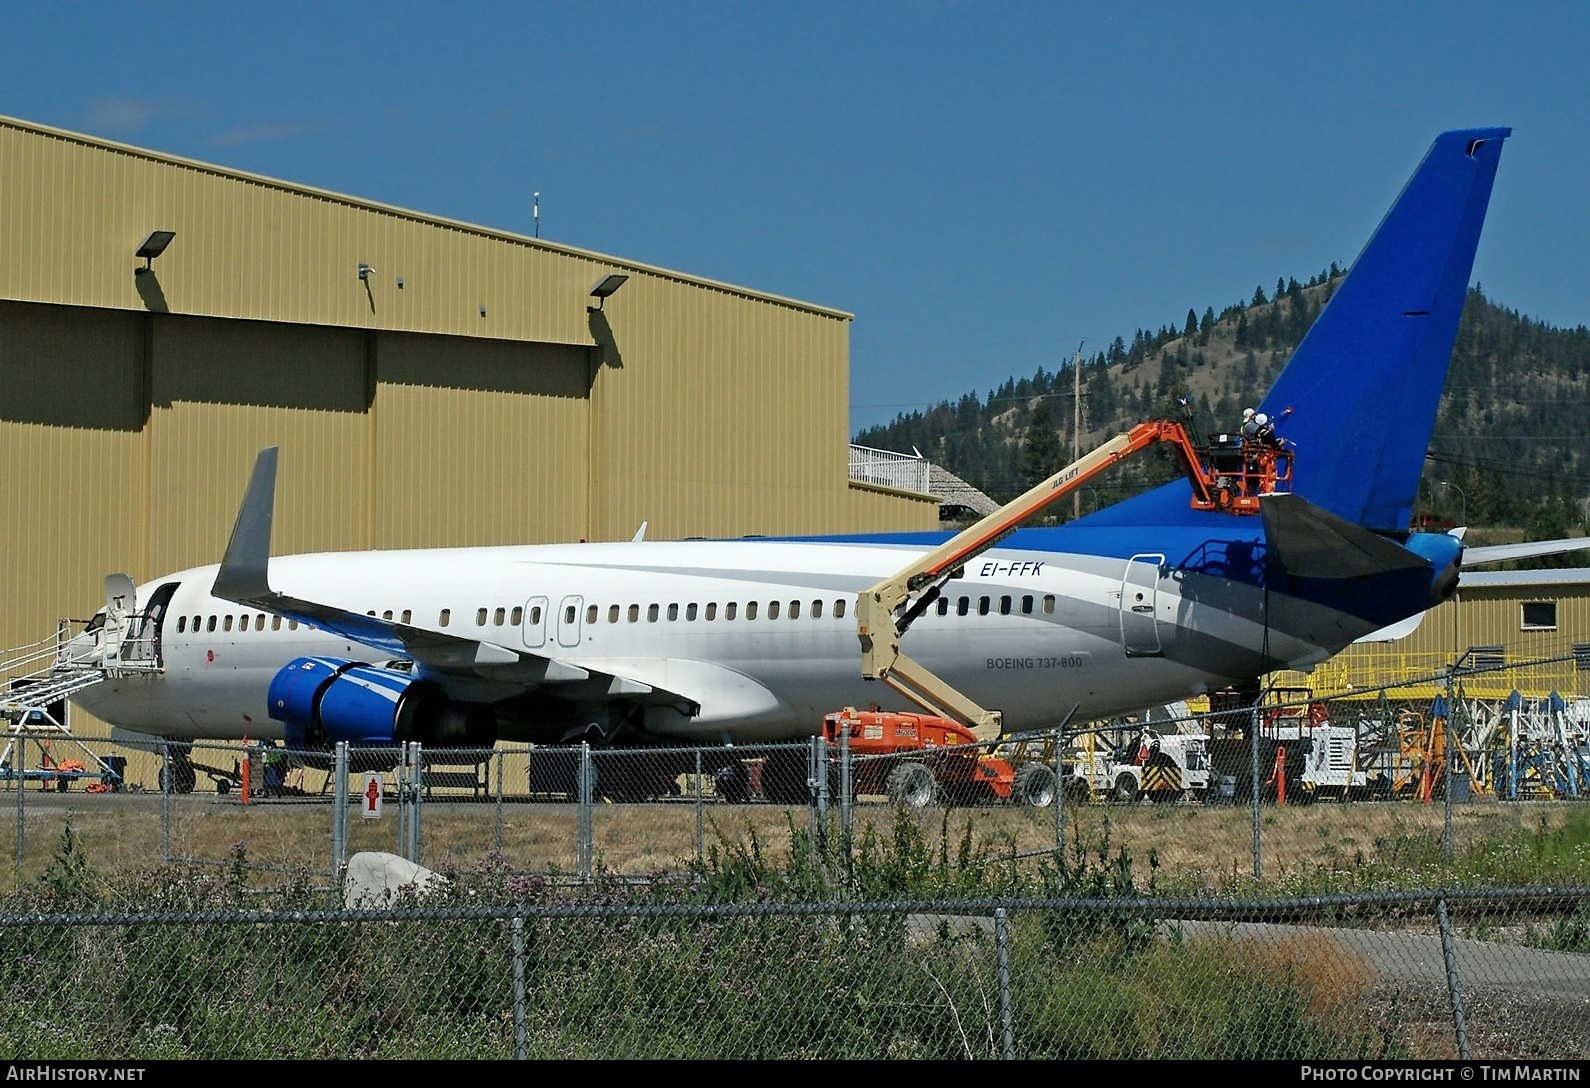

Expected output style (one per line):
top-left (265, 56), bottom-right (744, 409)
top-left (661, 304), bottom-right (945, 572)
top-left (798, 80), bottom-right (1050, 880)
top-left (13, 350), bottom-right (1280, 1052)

top-left (71, 536), bottom-right (1319, 744)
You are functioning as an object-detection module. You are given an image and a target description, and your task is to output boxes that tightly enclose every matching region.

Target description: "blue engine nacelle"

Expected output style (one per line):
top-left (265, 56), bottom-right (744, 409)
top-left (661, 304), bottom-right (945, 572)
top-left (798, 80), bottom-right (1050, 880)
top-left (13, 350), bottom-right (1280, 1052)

top-left (267, 656), bottom-right (489, 748)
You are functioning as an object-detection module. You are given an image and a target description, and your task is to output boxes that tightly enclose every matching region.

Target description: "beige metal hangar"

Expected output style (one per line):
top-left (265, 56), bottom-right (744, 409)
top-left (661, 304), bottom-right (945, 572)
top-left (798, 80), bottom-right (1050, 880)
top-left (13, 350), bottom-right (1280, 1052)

top-left (0, 114), bottom-right (939, 687)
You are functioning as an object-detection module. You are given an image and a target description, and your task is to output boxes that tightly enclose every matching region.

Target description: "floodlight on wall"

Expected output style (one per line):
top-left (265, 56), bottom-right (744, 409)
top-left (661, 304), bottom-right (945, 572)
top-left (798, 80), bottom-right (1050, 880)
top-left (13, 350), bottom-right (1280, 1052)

top-left (358, 263), bottom-right (376, 282)
top-left (587, 273), bottom-right (629, 312)
top-left (135, 230), bottom-right (176, 274)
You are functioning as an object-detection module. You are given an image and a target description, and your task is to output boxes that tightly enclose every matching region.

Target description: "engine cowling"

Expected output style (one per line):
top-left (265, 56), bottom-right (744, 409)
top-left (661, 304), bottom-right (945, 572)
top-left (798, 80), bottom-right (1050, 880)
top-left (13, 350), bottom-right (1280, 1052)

top-left (267, 656), bottom-right (490, 748)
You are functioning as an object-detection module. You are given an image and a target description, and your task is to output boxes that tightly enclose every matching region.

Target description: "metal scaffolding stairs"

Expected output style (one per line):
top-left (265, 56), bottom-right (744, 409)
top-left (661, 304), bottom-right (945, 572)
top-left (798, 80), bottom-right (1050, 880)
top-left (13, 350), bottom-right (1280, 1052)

top-left (1, 611), bottom-right (161, 787)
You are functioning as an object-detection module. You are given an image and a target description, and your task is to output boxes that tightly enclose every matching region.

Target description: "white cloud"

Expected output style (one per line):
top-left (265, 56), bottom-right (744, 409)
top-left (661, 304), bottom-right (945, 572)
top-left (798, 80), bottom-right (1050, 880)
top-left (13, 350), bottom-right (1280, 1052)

top-left (84, 96), bottom-right (163, 135)
top-left (208, 122), bottom-right (310, 148)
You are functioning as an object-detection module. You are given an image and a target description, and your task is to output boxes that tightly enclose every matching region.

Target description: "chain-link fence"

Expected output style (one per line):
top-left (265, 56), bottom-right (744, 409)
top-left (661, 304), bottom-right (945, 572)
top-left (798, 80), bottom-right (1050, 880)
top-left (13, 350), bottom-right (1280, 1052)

top-left (7, 667), bottom-right (1590, 888)
top-left (2, 889), bottom-right (1587, 1059)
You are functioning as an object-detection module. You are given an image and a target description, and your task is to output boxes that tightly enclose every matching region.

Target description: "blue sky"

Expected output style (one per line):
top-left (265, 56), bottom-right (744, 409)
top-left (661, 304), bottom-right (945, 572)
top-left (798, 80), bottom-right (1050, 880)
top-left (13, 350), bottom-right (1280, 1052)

top-left (4, 2), bottom-right (1584, 433)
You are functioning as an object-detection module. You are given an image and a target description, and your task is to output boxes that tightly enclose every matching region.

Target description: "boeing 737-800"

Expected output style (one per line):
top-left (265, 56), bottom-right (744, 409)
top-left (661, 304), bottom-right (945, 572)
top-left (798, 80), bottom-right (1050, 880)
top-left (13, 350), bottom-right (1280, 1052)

top-left (67, 128), bottom-right (1523, 772)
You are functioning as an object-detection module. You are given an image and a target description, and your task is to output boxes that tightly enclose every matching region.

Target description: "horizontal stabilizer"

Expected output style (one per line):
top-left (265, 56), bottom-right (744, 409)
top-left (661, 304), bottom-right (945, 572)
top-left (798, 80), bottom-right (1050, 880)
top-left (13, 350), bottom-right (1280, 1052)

top-left (1261, 493), bottom-right (1430, 579)
top-left (1353, 611), bottom-right (1427, 644)
top-left (1461, 537), bottom-right (1590, 567)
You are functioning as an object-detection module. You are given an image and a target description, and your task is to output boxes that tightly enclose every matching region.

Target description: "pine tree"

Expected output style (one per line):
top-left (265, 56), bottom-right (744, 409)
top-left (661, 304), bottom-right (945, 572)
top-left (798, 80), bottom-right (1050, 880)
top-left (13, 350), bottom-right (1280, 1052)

top-left (1020, 399), bottom-right (1063, 489)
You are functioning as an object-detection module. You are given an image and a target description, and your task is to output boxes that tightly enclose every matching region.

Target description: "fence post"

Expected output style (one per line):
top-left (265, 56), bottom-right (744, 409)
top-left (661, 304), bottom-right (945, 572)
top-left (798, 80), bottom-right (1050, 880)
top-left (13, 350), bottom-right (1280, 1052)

top-left (1435, 897), bottom-right (1471, 1059)
top-left (694, 749), bottom-right (704, 866)
top-left (494, 749), bottom-right (505, 857)
top-left (512, 911), bottom-right (527, 1061)
top-left (1249, 703), bottom-right (1264, 880)
top-left (577, 743), bottom-right (593, 882)
top-left (332, 741), bottom-right (348, 878)
top-left (408, 742), bottom-right (424, 865)
top-left (839, 724), bottom-right (852, 843)
top-left (807, 736), bottom-right (822, 861)
top-left (160, 741), bottom-right (171, 863)
top-left (12, 738), bottom-right (23, 881)
top-left (994, 908), bottom-right (1015, 1059)
top-left (1054, 725), bottom-right (1065, 862)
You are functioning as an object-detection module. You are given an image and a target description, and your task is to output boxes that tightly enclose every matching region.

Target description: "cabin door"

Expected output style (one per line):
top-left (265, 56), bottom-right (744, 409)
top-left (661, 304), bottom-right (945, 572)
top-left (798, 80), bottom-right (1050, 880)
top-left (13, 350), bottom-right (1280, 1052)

top-left (1119, 554), bottom-right (1166, 657)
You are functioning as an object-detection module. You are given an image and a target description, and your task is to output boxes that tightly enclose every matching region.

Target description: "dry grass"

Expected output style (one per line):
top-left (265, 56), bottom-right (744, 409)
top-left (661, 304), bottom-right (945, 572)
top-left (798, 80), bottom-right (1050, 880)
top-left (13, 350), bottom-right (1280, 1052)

top-left (0, 786), bottom-right (1573, 893)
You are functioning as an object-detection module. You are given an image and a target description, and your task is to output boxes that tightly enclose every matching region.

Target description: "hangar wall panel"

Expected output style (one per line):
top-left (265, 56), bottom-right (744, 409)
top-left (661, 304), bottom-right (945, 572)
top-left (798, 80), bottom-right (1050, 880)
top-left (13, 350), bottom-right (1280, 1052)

top-left (372, 332), bottom-right (591, 548)
top-left (0, 303), bottom-right (148, 642)
top-left (588, 280), bottom-right (852, 542)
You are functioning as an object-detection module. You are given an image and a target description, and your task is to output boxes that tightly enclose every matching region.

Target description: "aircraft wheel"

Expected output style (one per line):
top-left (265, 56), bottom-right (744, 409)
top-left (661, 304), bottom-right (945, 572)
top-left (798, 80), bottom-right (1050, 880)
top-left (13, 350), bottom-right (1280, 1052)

top-left (159, 761), bottom-right (197, 795)
top-left (1112, 772), bottom-right (1141, 803)
top-left (1012, 763), bottom-right (1057, 809)
top-left (886, 762), bottom-right (939, 809)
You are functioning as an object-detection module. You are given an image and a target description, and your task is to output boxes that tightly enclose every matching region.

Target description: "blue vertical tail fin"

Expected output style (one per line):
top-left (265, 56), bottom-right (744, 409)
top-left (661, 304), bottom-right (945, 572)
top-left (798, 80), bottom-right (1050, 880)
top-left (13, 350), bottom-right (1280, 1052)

top-left (1089, 128), bottom-right (1508, 532)
top-left (1261, 128), bottom-right (1509, 529)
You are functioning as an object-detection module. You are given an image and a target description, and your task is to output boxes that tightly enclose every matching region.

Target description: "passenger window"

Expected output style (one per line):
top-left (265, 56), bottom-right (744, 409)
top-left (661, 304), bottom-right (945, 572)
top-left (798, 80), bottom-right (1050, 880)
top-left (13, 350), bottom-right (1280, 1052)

top-left (835, 599), bottom-right (846, 619)
top-left (956, 597), bottom-right (969, 617)
top-left (401, 610), bottom-right (412, 624)
top-left (647, 604), bottom-right (659, 622)
top-left (439, 609), bottom-right (451, 627)
top-left (1042, 595), bottom-right (1056, 615)
top-left (686, 603), bottom-right (698, 621)
top-left (383, 610), bottom-right (394, 621)
top-left (476, 608), bottom-right (488, 626)
top-left (608, 605), bottom-right (620, 623)
top-left (177, 617), bottom-right (187, 633)
top-left (564, 605), bottom-right (576, 624)
top-left (1022, 595), bottom-right (1034, 615)
top-left (978, 597), bottom-right (991, 616)
top-left (511, 606), bottom-right (522, 625)
top-left (726, 603), bottom-right (738, 620)
top-left (668, 603), bottom-right (679, 621)
top-left (206, 616), bottom-right (216, 632)
top-left (224, 616), bottom-right (233, 632)
top-left (530, 606), bottom-right (542, 625)
top-left (586, 605), bottom-right (598, 624)
top-left (272, 616), bottom-right (283, 631)
top-left (746, 602), bottom-right (758, 621)
top-left (789, 601), bottom-right (800, 620)
top-left (706, 603), bottom-right (717, 621)
top-left (1000, 596), bottom-right (1012, 616)
top-left (937, 598), bottom-right (949, 616)
top-left (494, 607), bottom-right (506, 626)
top-left (288, 620), bottom-right (299, 631)
top-left (811, 600), bottom-right (822, 619)
top-left (768, 601), bottom-right (780, 620)
top-left (628, 604), bottom-right (640, 623)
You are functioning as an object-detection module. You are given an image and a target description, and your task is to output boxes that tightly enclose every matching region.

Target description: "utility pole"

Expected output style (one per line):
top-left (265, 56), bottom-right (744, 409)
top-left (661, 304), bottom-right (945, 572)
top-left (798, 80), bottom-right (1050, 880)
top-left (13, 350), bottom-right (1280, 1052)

top-left (1071, 340), bottom-right (1085, 518)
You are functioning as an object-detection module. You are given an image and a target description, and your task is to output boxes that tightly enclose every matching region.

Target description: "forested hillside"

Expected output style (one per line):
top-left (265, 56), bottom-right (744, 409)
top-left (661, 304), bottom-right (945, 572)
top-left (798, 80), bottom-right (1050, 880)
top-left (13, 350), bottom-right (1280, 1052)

top-left (855, 281), bottom-right (1590, 540)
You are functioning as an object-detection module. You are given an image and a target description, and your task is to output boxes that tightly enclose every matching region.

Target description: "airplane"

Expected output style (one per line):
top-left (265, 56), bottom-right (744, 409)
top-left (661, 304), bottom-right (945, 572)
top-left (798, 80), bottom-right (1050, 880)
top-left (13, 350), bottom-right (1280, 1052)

top-left (64, 126), bottom-right (1553, 797)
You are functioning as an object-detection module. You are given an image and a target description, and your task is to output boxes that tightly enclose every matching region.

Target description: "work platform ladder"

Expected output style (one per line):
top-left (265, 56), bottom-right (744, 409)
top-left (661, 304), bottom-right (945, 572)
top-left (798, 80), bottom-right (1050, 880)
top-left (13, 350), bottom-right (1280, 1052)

top-left (0, 606), bottom-right (162, 787)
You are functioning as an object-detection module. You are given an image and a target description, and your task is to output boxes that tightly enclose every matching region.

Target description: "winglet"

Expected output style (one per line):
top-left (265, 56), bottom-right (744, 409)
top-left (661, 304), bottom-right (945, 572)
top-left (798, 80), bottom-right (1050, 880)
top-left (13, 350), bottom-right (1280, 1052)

top-left (212, 447), bottom-right (279, 603)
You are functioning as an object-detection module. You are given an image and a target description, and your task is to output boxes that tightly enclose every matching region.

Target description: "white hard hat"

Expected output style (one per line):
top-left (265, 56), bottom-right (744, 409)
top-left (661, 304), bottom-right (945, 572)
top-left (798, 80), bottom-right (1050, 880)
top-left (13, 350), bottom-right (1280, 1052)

top-left (1255, 413), bottom-right (1268, 425)
top-left (1242, 407), bottom-right (1255, 419)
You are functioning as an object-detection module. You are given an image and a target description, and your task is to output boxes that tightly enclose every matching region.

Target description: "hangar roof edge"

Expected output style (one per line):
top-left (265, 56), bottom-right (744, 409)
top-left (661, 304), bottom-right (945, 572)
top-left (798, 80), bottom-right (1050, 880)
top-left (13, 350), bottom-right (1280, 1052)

top-left (0, 113), bottom-right (853, 323)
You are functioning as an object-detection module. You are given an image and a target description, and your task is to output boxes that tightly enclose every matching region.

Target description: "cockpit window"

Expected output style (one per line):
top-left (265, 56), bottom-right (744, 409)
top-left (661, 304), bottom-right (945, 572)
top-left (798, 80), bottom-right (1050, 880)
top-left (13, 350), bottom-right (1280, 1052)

top-left (84, 611), bottom-right (106, 634)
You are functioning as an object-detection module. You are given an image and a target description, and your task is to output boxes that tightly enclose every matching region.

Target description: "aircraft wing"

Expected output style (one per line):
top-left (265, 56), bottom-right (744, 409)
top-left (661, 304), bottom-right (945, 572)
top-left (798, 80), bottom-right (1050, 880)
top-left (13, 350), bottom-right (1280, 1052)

top-left (209, 448), bottom-right (692, 707)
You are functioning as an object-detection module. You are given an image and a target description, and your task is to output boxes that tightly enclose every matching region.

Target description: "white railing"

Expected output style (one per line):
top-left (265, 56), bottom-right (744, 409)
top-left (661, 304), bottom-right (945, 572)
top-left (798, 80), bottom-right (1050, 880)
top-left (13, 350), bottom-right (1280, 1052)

top-left (848, 444), bottom-right (930, 494)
